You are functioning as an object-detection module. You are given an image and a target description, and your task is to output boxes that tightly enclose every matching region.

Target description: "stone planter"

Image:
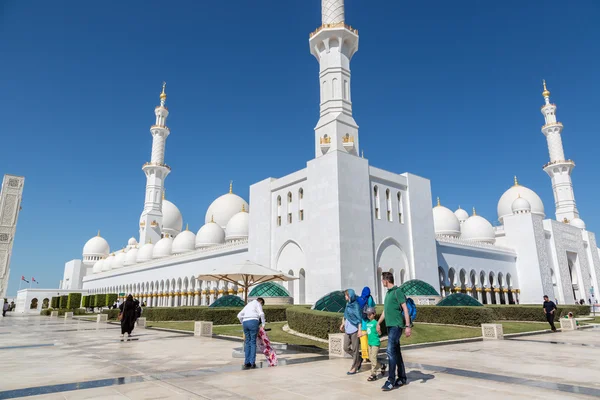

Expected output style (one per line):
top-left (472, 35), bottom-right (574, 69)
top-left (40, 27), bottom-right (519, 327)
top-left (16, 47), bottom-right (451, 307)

top-left (194, 321), bottom-right (213, 337)
top-left (481, 323), bottom-right (504, 340)
top-left (64, 312), bottom-right (73, 319)
top-left (560, 318), bottom-right (577, 331)
top-left (50, 311), bottom-right (58, 317)
top-left (328, 333), bottom-right (350, 358)
top-left (97, 314), bottom-right (108, 323)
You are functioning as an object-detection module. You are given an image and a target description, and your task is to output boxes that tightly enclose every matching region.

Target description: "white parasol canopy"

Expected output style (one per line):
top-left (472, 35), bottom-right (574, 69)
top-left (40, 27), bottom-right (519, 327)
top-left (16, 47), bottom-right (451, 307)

top-left (196, 260), bottom-right (296, 303)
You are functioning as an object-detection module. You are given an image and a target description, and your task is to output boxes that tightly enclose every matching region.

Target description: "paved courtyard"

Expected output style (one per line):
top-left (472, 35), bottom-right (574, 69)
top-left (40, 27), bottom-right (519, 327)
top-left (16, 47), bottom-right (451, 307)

top-left (1, 315), bottom-right (599, 399)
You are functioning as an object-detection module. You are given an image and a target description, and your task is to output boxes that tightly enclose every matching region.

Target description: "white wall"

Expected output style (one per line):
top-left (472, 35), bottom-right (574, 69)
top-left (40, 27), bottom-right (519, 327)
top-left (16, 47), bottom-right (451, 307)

top-left (15, 289), bottom-right (88, 314)
top-left (62, 260), bottom-right (85, 290)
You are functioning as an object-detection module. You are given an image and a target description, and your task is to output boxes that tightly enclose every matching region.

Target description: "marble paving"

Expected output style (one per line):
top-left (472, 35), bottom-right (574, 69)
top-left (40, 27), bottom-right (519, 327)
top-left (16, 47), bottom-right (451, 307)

top-left (1, 315), bottom-right (599, 399)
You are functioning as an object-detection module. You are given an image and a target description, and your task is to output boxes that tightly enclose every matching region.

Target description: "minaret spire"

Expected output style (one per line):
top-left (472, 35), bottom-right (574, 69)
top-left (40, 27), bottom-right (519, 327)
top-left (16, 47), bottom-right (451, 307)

top-left (310, 0), bottom-right (360, 158)
top-left (540, 81), bottom-right (579, 222)
top-left (139, 82), bottom-right (172, 245)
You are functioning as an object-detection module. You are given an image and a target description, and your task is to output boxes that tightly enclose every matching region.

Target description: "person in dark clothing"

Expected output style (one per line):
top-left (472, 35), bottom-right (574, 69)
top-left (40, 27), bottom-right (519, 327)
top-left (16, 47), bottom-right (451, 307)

top-left (119, 294), bottom-right (136, 339)
top-left (543, 295), bottom-right (557, 332)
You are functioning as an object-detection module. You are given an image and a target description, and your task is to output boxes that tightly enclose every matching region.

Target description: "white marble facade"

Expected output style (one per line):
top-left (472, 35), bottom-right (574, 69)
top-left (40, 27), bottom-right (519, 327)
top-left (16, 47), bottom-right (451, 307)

top-left (50, 0), bottom-right (600, 308)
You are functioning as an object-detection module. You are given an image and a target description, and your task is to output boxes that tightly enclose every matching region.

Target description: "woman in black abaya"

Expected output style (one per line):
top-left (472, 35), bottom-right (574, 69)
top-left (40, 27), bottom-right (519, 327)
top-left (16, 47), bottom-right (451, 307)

top-left (119, 294), bottom-right (136, 339)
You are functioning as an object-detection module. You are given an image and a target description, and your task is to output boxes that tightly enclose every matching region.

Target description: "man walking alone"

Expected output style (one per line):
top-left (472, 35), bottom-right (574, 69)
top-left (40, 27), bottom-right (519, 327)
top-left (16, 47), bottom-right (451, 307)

top-left (543, 295), bottom-right (557, 332)
top-left (377, 272), bottom-right (412, 391)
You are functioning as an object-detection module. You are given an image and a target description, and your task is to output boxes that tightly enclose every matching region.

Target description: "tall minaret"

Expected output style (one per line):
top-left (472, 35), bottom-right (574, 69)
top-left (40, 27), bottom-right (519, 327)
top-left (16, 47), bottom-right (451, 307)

top-left (139, 83), bottom-right (171, 244)
top-left (310, 0), bottom-right (360, 158)
top-left (540, 80), bottom-right (579, 222)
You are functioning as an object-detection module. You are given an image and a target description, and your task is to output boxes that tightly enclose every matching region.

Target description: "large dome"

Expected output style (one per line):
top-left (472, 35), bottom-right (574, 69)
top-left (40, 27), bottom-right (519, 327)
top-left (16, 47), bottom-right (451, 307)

top-left (137, 242), bottom-right (154, 263)
top-left (497, 178), bottom-right (544, 223)
top-left (124, 247), bottom-right (139, 266)
top-left (432, 201), bottom-right (460, 237)
top-left (153, 236), bottom-right (173, 259)
top-left (82, 233), bottom-right (110, 260)
top-left (205, 188), bottom-right (249, 229)
top-left (102, 254), bottom-right (114, 271)
top-left (172, 228), bottom-right (196, 254)
top-left (461, 211), bottom-right (495, 244)
top-left (162, 199), bottom-right (183, 237)
top-left (225, 209), bottom-right (249, 241)
top-left (196, 221), bottom-right (226, 248)
top-left (92, 260), bottom-right (104, 274)
top-left (113, 252), bottom-right (126, 269)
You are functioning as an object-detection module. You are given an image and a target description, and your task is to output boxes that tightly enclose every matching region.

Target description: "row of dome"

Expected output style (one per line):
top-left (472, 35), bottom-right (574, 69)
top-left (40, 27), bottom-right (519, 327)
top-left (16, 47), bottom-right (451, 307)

top-left (433, 178), bottom-right (586, 242)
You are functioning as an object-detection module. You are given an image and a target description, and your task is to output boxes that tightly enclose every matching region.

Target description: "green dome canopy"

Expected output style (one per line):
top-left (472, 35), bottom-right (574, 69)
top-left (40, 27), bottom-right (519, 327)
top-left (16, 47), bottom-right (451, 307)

top-left (437, 293), bottom-right (483, 307)
top-left (399, 279), bottom-right (440, 296)
top-left (249, 282), bottom-right (290, 297)
top-left (313, 290), bottom-right (346, 313)
top-left (209, 295), bottom-right (245, 308)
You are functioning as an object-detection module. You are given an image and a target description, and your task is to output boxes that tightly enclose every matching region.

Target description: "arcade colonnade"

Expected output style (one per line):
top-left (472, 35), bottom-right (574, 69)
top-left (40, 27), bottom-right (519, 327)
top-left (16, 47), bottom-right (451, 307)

top-left (438, 266), bottom-right (521, 305)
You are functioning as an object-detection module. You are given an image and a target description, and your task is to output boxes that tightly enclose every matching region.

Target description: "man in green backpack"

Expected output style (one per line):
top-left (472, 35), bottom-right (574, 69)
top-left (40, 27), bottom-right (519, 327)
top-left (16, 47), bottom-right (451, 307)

top-left (376, 271), bottom-right (412, 391)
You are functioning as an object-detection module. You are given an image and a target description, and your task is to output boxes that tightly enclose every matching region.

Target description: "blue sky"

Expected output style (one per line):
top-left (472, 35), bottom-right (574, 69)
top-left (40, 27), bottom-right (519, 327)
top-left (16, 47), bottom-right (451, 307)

top-left (1, 1), bottom-right (599, 295)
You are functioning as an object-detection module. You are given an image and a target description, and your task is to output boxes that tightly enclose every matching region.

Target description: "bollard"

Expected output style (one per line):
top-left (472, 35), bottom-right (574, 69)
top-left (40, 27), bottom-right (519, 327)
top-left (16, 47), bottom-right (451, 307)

top-left (481, 323), bottom-right (504, 340)
top-left (50, 311), bottom-right (59, 318)
top-left (560, 318), bottom-right (577, 331)
top-left (194, 321), bottom-right (213, 337)
top-left (328, 333), bottom-right (350, 358)
top-left (64, 312), bottom-right (74, 319)
top-left (137, 317), bottom-right (146, 329)
top-left (97, 314), bottom-right (108, 323)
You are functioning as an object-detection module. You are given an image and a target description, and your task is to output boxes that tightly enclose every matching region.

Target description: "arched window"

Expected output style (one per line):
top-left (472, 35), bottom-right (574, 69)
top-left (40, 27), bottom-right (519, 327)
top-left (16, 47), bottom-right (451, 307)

top-left (287, 192), bottom-right (292, 224)
top-left (374, 186), bottom-right (381, 220)
top-left (298, 188), bottom-right (304, 221)
top-left (386, 189), bottom-right (392, 222)
top-left (397, 192), bottom-right (404, 224)
top-left (276, 195), bottom-right (281, 227)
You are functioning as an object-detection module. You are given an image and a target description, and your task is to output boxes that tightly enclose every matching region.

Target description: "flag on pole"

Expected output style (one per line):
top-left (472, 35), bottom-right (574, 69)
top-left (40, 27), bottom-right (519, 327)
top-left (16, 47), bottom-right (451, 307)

top-left (21, 276), bottom-right (29, 283)
top-left (32, 277), bottom-right (38, 284)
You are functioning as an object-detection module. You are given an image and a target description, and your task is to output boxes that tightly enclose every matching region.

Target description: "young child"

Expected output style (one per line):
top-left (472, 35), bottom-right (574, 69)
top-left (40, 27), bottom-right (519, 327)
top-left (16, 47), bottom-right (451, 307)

top-left (361, 307), bottom-right (386, 381)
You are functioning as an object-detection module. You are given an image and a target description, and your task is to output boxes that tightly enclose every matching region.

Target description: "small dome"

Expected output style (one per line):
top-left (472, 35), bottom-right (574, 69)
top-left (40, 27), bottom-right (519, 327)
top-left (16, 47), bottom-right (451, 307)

top-left (92, 260), bottom-right (104, 274)
top-left (113, 252), bottom-right (126, 269)
top-left (205, 187), bottom-right (249, 229)
top-left (102, 254), bottom-right (115, 271)
top-left (172, 229), bottom-right (196, 254)
top-left (437, 293), bottom-right (483, 306)
top-left (461, 211), bottom-right (495, 244)
top-left (209, 295), bottom-right (245, 308)
top-left (162, 199), bottom-right (183, 237)
top-left (454, 207), bottom-right (469, 223)
top-left (433, 202), bottom-right (460, 237)
top-left (136, 242), bottom-right (154, 263)
top-left (249, 282), bottom-right (290, 297)
top-left (153, 236), bottom-right (173, 259)
top-left (399, 279), bottom-right (440, 296)
top-left (511, 196), bottom-right (531, 214)
top-left (312, 290), bottom-right (347, 313)
top-left (124, 247), bottom-right (139, 266)
top-left (497, 178), bottom-right (544, 223)
top-left (570, 218), bottom-right (586, 230)
top-left (196, 221), bottom-right (226, 248)
top-left (127, 237), bottom-right (138, 246)
top-left (83, 233), bottom-right (110, 260)
top-left (225, 209), bottom-right (249, 241)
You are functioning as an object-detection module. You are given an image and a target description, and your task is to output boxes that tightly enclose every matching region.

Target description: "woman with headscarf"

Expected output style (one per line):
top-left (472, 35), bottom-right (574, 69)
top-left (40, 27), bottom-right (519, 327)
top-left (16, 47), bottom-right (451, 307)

top-left (118, 294), bottom-right (136, 340)
top-left (357, 286), bottom-right (376, 361)
top-left (339, 289), bottom-right (362, 375)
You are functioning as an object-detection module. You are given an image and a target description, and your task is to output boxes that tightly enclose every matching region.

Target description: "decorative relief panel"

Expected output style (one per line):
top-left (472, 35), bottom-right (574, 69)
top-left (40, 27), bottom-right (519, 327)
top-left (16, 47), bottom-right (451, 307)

top-left (0, 194), bottom-right (17, 226)
top-left (0, 233), bottom-right (9, 242)
top-left (586, 233), bottom-right (600, 295)
top-left (532, 216), bottom-right (553, 297)
top-left (7, 178), bottom-right (20, 188)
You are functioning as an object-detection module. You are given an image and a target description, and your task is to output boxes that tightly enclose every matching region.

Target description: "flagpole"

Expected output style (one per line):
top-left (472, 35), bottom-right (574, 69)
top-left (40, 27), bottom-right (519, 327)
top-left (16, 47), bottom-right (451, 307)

top-left (18, 280), bottom-right (22, 291)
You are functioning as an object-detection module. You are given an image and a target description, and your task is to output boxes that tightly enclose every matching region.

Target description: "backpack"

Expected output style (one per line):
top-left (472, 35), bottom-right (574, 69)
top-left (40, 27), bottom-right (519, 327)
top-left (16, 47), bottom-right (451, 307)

top-left (395, 290), bottom-right (417, 326)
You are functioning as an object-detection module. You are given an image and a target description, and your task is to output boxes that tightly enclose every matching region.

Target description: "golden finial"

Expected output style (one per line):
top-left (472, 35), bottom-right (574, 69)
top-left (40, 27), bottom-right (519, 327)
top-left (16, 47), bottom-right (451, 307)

top-left (210, 214), bottom-right (214, 223)
top-left (472, 207), bottom-right (477, 216)
top-left (97, 230), bottom-right (100, 237)
top-left (241, 204), bottom-right (246, 212)
top-left (542, 80), bottom-right (550, 98)
top-left (229, 180), bottom-right (233, 194)
top-left (185, 223), bottom-right (189, 231)
top-left (513, 176), bottom-right (519, 186)
top-left (160, 82), bottom-right (167, 100)
top-left (436, 197), bottom-right (441, 207)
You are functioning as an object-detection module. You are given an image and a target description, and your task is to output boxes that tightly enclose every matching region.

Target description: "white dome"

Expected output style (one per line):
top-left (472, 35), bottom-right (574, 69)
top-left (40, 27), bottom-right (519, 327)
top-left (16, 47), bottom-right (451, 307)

top-left (205, 191), bottom-right (249, 229)
top-left (124, 247), bottom-right (139, 266)
top-left (162, 199), bottom-right (183, 237)
top-left (92, 260), bottom-right (104, 274)
top-left (511, 196), bottom-right (531, 214)
top-left (153, 236), bottom-right (173, 259)
top-left (570, 218), bottom-right (586, 230)
top-left (461, 213), bottom-right (495, 244)
top-left (497, 179), bottom-right (544, 223)
top-left (172, 229), bottom-right (196, 254)
top-left (113, 252), bottom-right (127, 269)
top-left (136, 243), bottom-right (154, 263)
top-left (83, 234), bottom-right (110, 259)
top-left (127, 237), bottom-right (138, 247)
top-left (432, 204), bottom-right (460, 237)
top-left (225, 210), bottom-right (250, 241)
top-left (454, 207), bottom-right (469, 223)
top-left (102, 254), bottom-right (115, 271)
top-left (196, 222), bottom-right (226, 248)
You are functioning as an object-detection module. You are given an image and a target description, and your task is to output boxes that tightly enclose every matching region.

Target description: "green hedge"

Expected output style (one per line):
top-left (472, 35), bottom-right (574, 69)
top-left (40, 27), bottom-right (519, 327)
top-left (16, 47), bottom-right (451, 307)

top-left (51, 297), bottom-right (60, 309)
top-left (40, 308), bottom-right (88, 316)
top-left (485, 305), bottom-right (590, 321)
top-left (106, 294), bottom-right (118, 307)
top-left (102, 309), bottom-right (120, 320)
top-left (59, 295), bottom-right (68, 309)
top-left (81, 295), bottom-right (90, 308)
top-left (286, 306), bottom-right (344, 339)
top-left (139, 305), bottom-right (290, 325)
top-left (66, 293), bottom-right (82, 309)
top-left (93, 294), bottom-right (106, 308)
top-left (417, 305), bottom-right (495, 326)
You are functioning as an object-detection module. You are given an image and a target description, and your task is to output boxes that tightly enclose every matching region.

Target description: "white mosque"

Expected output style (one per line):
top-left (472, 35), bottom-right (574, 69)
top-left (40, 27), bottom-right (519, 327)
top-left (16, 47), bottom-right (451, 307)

top-left (53, 0), bottom-right (600, 309)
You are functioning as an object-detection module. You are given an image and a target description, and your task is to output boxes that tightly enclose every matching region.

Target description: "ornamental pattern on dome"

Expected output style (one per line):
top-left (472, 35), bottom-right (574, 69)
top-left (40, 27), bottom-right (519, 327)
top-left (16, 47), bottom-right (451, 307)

top-left (209, 295), bottom-right (245, 308)
top-left (312, 290), bottom-right (346, 313)
top-left (399, 279), bottom-right (439, 297)
top-left (437, 293), bottom-right (483, 307)
top-left (249, 282), bottom-right (290, 298)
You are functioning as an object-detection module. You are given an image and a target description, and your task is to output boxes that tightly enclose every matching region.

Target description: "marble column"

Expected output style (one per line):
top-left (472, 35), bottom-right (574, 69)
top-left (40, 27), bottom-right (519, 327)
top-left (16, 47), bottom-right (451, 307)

top-left (494, 289), bottom-right (501, 305)
top-left (485, 289), bottom-right (492, 304)
top-left (194, 291), bottom-right (200, 306)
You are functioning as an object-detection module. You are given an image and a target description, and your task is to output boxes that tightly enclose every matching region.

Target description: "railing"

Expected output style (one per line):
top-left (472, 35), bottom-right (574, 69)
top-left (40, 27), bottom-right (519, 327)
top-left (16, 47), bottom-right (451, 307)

top-left (320, 137), bottom-right (331, 144)
top-left (142, 162), bottom-right (171, 170)
top-left (310, 23), bottom-right (358, 38)
top-left (543, 159), bottom-right (575, 169)
top-left (342, 135), bottom-right (354, 143)
top-left (542, 122), bottom-right (563, 130)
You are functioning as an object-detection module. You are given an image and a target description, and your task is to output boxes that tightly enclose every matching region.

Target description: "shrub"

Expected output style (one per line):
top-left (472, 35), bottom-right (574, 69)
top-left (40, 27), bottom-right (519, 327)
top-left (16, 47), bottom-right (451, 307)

top-left (486, 305), bottom-right (590, 322)
top-left (105, 293), bottom-right (118, 307)
top-left (93, 294), bottom-right (106, 308)
top-left (81, 295), bottom-right (90, 308)
top-left (51, 297), bottom-right (60, 309)
top-left (286, 306), bottom-right (343, 339)
top-left (418, 305), bottom-right (495, 326)
top-left (102, 309), bottom-right (120, 320)
top-left (140, 305), bottom-right (290, 325)
top-left (59, 295), bottom-right (69, 309)
top-left (67, 293), bottom-right (82, 309)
